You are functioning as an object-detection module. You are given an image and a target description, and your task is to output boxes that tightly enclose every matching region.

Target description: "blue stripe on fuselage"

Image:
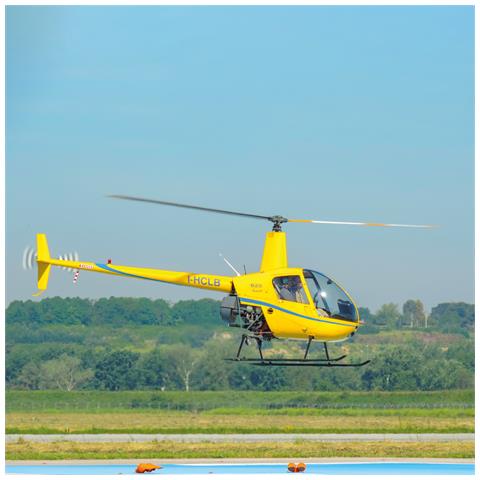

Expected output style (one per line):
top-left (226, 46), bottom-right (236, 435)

top-left (96, 263), bottom-right (172, 285)
top-left (239, 297), bottom-right (356, 328)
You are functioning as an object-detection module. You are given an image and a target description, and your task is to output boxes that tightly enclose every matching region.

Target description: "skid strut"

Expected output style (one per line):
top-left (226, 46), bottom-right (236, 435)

top-left (304, 336), bottom-right (313, 360)
top-left (256, 338), bottom-right (264, 361)
top-left (323, 342), bottom-right (330, 362)
top-left (236, 335), bottom-right (247, 359)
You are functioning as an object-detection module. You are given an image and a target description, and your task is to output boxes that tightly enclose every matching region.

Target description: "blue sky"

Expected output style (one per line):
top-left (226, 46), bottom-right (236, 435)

top-left (6, 6), bottom-right (474, 312)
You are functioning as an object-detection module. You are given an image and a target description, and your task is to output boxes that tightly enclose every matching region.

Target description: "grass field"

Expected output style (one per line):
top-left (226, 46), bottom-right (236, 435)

top-left (6, 389), bottom-right (474, 412)
top-left (7, 389), bottom-right (473, 459)
top-left (6, 390), bottom-right (474, 435)
top-left (6, 410), bottom-right (473, 435)
top-left (6, 440), bottom-right (474, 460)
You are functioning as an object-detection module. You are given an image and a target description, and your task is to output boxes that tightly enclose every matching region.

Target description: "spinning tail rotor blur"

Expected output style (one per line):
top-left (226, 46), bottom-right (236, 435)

top-left (23, 246), bottom-right (79, 272)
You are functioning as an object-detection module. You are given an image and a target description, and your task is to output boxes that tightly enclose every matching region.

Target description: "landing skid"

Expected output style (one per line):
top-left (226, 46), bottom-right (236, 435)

top-left (227, 355), bottom-right (347, 363)
top-left (226, 335), bottom-right (370, 368)
top-left (245, 359), bottom-right (371, 367)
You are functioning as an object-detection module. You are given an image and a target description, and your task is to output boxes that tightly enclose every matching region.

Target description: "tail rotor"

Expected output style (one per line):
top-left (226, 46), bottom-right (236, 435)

top-left (22, 246), bottom-right (37, 270)
top-left (23, 247), bottom-right (79, 272)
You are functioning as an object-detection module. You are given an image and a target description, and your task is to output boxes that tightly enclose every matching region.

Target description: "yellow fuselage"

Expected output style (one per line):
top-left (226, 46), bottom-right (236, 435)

top-left (232, 269), bottom-right (358, 341)
top-left (35, 231), bottom-right (360, 342)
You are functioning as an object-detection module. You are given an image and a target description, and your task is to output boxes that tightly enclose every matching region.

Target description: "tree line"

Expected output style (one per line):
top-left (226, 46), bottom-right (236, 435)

top-left (6, 297), bottom-right (220, 327)
top-left (7, 296), bottom-right (474, 333)
top-left (6, 297), bottom-right (474, 392)
top-left (8, 339), bottom-right (474, 392)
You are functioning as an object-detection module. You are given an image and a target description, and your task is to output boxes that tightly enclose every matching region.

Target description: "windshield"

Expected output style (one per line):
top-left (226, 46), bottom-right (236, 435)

top-left (303, 269), bottom-right (358, 322)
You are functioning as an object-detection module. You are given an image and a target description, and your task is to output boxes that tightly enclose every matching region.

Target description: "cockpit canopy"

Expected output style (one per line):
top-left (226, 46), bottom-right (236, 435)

top-left (303, 270), bottom-right (358, 322)
top-left (272, 270), bottom-right (358, 322)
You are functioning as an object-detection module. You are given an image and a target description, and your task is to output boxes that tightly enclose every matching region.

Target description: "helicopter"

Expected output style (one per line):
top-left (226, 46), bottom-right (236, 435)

top-left (33, 195), bottom-right (433, 367)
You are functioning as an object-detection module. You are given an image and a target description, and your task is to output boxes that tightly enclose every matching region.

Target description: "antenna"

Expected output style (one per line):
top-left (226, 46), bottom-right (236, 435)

top-left (219, 253), bottom-right (241, 277)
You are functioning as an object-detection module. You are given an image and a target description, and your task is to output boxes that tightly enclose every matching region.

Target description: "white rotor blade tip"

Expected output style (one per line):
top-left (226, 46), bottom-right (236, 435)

top-left (289, 219), bottom-right (435, 228)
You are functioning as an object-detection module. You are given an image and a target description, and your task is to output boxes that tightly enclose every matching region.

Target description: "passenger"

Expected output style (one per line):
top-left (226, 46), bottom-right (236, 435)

top-left (278, 277), bottom-right (307, 304)
top-left (291, 277), bottom-right (307, 303)
top-left (278, 278), bottom-right (296, 301)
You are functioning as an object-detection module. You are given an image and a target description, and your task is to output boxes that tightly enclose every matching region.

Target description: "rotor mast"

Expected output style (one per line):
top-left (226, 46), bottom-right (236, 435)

top-left (260, 231), bottom-right (288, 272)
top-left (259, 216), bottom-right (289, 271)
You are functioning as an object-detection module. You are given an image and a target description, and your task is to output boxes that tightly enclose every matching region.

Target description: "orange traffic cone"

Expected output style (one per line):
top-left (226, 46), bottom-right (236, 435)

top-left (288, 462), bottom-right (307, 473)
top-left (135, 463), bottom-right (162, 473)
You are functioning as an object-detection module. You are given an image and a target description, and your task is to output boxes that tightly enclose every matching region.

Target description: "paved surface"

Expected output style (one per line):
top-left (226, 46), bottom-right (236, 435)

top-left (6, 433), bottom-right (474, 443)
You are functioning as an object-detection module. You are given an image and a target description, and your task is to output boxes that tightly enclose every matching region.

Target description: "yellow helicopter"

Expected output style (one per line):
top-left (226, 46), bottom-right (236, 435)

top-left (34, 195), bottom-right (433, 367)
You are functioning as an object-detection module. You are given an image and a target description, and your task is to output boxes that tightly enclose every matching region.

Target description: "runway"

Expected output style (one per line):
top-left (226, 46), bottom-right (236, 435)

top-left (6, 433), bottom-right (474, 443)
top-left (5, 460), bottom-right (475, 475)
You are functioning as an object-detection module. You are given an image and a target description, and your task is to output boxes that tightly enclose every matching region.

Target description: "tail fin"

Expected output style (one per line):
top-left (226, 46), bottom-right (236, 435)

top-left (33, 233), bottom-right (52, 296)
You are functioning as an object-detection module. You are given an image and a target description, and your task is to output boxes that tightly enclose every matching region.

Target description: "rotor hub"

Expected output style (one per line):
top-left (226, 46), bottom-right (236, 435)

top-left (268, 215), bottom-right (288, 232)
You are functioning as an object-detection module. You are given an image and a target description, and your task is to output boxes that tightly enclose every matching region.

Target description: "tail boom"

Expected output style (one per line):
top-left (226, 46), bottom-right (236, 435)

top-left (34, 234), bottom-right (233, 295)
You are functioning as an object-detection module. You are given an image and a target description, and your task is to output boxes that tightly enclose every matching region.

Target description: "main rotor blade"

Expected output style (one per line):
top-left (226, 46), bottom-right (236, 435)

top-left (288, 219), bottom-right (435, 228)
top-left (108, 195), bottom-right (271, 221)
top-left (109, 195), bottom-right (435, 229)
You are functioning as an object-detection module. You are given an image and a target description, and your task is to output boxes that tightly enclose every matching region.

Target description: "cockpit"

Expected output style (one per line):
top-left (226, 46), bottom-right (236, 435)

top-left (303, 270), bottom-right (358, 322)
top-left (272, 270), bottom-right (358, 323)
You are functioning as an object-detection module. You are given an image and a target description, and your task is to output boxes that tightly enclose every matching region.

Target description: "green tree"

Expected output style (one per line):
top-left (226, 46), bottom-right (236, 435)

top-left (153, 299), bottom-right (173, 325)
top-left (356, 307), bottom-right (380, 334)
top-left (94, 350), bottom-right (140, 390)
top-left (401, 300), bottom-right (425, 328)
top-left (165, 345), bottom-right (201, 391)
top-left (6, 343), bottom-right (31, 384)
top-left (414, 300), bottom-right (426, 328)
top-left (446, 340), bottom-right (474, 370)
top-left (402, 300), bottom-right (417, 328)
top-left (92, 297), bottom-right (129, 326)
top-left (15, 361), bottom-right (43, 390)
top-left (429, 302), bottom-right (474, 334)
top-left (137, 348), bottom-right (177, 390)
top-left (6, 300), bottom-right (41, 324)
top-left (375, 303), bottom-right (401, 329)
top-left (172, 299), bottom-right (220, 326)
top-left (193, 340), bottom-right (231, 391)
top-left (40, 354), bottom-right (93, 391)
top-left (250, 366), bottom-right (287, 391)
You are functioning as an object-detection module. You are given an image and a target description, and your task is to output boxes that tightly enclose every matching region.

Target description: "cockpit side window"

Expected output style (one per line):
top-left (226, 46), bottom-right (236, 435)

top-left (273, 276), bottom-right (309, 304)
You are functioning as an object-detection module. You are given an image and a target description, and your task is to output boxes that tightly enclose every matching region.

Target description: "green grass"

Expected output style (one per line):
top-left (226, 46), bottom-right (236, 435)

top-left (7, 409), bottom-right (473, 434)
top-left (6, 389), bottom-right (474, 413)
top-left (6, 440), bottom-right (475, 460)
top-left (7, 390), bottom-right (473, 435)
top-left (204, 407), bottom-right (474, 417)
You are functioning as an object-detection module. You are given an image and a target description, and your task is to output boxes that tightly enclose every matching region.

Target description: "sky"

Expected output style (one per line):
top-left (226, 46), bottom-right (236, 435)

top-left (6, 6), bottom-right (474, 312)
